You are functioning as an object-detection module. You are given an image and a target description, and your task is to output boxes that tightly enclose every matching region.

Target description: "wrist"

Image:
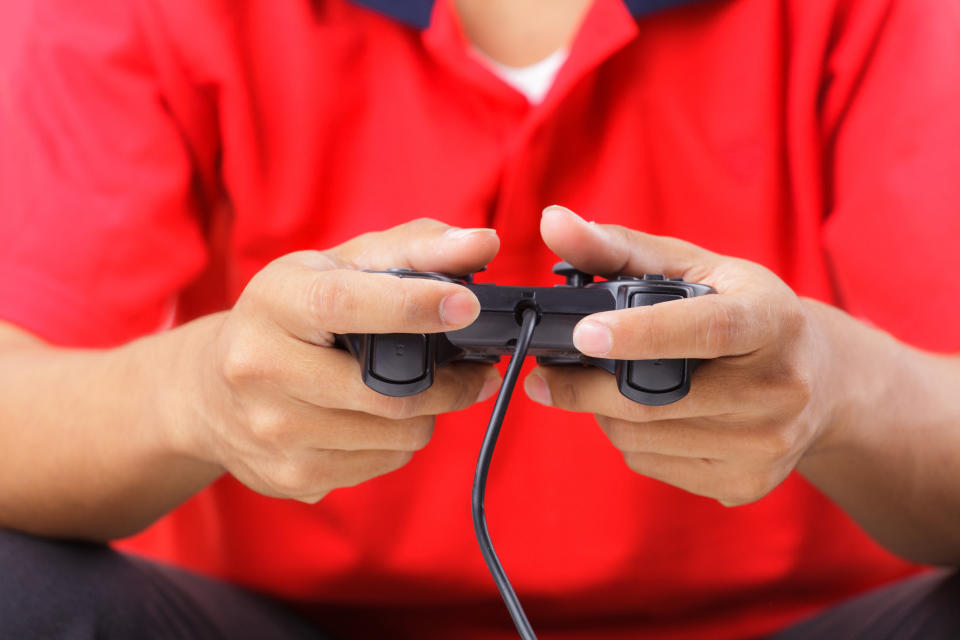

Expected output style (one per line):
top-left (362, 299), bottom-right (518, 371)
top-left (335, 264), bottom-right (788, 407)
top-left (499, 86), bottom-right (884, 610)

top-left (137, 313), bottom-right (228, 476)
top-left (796, 298), bottom-right (900, 459)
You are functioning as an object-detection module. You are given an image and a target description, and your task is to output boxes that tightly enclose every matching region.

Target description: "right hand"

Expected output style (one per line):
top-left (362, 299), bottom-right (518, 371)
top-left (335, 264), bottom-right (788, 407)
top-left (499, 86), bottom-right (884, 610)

top-left (185, 219), bottom-right (501, 503)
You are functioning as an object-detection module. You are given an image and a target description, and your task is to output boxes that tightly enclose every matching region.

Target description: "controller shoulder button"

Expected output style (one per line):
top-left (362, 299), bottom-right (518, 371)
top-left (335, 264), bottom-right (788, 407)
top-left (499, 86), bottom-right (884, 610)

top-left (642, 274), bottom-right (665, 281)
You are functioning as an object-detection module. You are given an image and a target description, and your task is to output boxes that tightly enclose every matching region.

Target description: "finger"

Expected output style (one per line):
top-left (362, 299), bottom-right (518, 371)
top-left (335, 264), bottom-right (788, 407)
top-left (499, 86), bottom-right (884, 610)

top-left (245, 397), bottom-right (438, 451)
top-left (572, 293), bottom-right (780, 359)
top-left (620, 451), bottom-right (723, 499)
top-left (597, 413), bottom-right (798, 464)
top-left (272, 339), bottom-right (501, 418)
top-left (621, 451), bottom-right (779, 506)
top-left (249, 257), bottom-right (484, 342)
top-left (309, 412), bottom-right (436, 452)
top-left (327, 218), bottom-right (501, 275)
top-left (597, 415), bottom-right (722, 459)
top-left (522, 363), bottom-right (755, 421)
top-left (540, 205), bottom-right (724, 284)
top-left (250, 448), bottom-right (416, 502)
top-left (329, 356), bottom-right (502, 419)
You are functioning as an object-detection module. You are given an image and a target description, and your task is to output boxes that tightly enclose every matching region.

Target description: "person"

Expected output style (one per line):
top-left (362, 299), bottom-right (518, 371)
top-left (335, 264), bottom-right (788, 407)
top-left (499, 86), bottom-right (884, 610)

top-left (0, 0), bottom-right (958, 638)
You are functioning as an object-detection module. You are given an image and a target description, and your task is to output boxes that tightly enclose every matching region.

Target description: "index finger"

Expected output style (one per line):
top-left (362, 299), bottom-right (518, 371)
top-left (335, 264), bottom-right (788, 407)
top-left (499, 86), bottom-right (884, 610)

top-left (573, 293), bottom-right (780, 360)
top-left (249, 255), bottom-right (481, 344)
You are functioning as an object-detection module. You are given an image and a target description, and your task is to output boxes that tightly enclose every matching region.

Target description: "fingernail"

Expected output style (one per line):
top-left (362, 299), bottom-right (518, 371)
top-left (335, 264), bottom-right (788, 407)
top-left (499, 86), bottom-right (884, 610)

top-left (542, 205), bottom-right (602, 228)
top-left (475, 376), bottom-right (501, 403)
top-left (541, 205), bottom-right (581, 221)
top-left (444, 227), bottom-right (497, 240)
top-left (439, 291), bottom-right (478, 327)
top-left (523, 373), bottom-right (553, 406)
top-left (573, 320), bottom-right (612, 356)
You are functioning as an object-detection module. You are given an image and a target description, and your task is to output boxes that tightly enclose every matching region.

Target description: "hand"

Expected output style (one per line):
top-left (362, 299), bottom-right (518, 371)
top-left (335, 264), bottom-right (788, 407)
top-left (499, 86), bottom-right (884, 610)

top-left (187, 219), bottom-right (502, 503)
top-left (524, 206), bottom-right (837, 506)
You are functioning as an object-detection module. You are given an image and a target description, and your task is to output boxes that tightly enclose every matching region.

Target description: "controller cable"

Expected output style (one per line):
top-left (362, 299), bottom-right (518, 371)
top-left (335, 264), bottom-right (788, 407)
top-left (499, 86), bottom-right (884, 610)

top-left (472, 307), bottom-right (539, 640)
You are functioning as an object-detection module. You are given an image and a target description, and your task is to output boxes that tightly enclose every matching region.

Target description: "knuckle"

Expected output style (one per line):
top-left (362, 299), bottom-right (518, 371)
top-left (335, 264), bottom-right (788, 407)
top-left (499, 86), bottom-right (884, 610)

top-left (309, 271), bottom-right (356, 325)
top-left (378, 395), bottom-right (423, 420)
top-left (624, 400), bottom-right (657, 424)
top-left (753, 425), bottom-right (797, 461)
top-left (718, 472), bottom-right (774, 506)
top-left (339, 451), bottom-right (414, 489)
top-left (701, 302), bottom-right (739, 354)
top-left (394, 282), bottom-right (424, 326)
top-left (626, 313), bottom-right (658, 356)
top-left (245, 404), bottom-right (292, 444)
top-left (763, 360), bottom-right (814, 415)
top-left (220, 341), bottom-right (265, 386)
top-left (394, 218), bottom-right (447, 240)
top-left (452, 377), bottom-right (477, 410)
top-left (405, 217), bottom-right (442, 232)
top-left (786, 368), bottom-right (813, 410)
top-left (400, 419), bottom-right (435, 451)
top-left (553, 377), bottom-right (580, 411)
top-left (622, 451), bottom-right (647, 475)
top-left (279, 250), bottom-right (340, 271)
top-left (602, 419), bottom-right (636, 452)
top-left (266, 459), bottom-right (317, 497)
top-left (386, 450), bottom-right (416, 470)
top-left (442, 363), bottom-right (497, 411)
top-left (295, 491), bottom-right (329, 505)
top-left (779, 303), bottom-right (807, 338)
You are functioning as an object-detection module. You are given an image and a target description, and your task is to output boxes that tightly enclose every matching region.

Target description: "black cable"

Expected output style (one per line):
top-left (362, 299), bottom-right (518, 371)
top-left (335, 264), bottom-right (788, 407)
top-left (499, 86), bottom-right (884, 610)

top-left (472, 308), bottom-right (539, 640)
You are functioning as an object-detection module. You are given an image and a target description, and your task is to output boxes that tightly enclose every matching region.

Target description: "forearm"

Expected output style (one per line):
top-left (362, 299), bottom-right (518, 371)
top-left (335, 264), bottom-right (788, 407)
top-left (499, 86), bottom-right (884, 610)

top-left (0, 317), bottom-right (224, 542)
top-left (798, 300), bottom-right (960, 565)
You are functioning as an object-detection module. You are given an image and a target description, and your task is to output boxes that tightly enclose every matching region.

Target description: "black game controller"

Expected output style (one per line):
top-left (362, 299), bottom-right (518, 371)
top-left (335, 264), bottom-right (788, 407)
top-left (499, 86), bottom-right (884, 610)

top-left (336, 262), bottom-right (715, 405)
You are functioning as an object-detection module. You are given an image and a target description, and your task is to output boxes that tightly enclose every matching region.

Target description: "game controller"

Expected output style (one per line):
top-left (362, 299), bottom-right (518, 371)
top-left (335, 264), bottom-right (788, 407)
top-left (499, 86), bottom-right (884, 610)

top-left (335, 262), bottom-right (715, 405)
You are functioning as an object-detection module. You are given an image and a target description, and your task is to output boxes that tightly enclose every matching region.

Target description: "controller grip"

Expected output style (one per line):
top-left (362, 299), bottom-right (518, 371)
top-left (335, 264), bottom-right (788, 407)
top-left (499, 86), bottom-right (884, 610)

top-left (614, 290), bottom-right (697, 405)
top-left (614, 357), bottom-right (698, 406)
top-left (335, 333), bottom-right (436, 397)
top-left (537, 354), bottom-right (697, 406)
top-left (334, 332), bottom-right (499, 397)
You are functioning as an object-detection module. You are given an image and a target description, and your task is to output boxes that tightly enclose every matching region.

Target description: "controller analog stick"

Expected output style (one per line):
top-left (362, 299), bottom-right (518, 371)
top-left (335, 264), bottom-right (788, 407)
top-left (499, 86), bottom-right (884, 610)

top-left (552, 261), bottom-right (595, 287)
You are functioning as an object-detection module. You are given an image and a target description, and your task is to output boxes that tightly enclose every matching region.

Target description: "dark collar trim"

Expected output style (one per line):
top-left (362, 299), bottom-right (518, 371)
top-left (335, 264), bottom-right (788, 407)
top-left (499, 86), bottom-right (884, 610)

top-left (622, 0), bottom-right (709, 18)
top-left (348, 0), bottom-right (435, 29)
top-left (347, 0), bottom-right (707, 31)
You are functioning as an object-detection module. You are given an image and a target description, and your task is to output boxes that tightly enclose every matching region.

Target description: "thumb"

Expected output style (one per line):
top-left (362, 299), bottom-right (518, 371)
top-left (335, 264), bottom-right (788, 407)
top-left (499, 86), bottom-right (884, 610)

top-left (539, 205), bottom-right (720, 284)
top-left (327, 218), bottom-right (500, 276)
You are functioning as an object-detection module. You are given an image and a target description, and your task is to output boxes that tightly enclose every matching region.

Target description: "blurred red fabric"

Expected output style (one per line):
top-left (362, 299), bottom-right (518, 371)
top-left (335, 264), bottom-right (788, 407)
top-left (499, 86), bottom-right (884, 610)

top-left (0, 2), bottom-right (31, 82)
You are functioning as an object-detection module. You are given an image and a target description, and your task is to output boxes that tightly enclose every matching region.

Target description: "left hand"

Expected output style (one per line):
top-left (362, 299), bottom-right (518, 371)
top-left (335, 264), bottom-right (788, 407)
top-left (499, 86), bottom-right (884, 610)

top-left (524, 206), bottom-right (838, 506)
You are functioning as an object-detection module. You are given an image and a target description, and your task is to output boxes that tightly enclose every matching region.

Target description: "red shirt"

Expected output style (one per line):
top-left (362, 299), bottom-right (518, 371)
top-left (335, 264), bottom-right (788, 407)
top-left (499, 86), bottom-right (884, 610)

top-left (2, 0), bottom-right (959, 638)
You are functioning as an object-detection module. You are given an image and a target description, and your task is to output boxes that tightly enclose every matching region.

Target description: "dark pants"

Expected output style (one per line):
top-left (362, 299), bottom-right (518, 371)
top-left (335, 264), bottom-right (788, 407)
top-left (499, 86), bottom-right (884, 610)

top-left (1, 528), bottom-right (958, 639)
top-left (0, 529), bottom-right (326, 640)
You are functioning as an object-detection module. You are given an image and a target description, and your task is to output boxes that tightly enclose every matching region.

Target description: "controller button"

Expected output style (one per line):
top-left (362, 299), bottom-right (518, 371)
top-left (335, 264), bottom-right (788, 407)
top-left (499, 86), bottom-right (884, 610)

top-left (370, 334), bottom-right (428, 383)
top-left (629, 292), bottom-right (682, 307)
top-left (642, 274), bottom-right (665, 280)
top-left (668, 277), bottom-right (684, 282)
top-left (627, 358), bottom-right (684, 393)
top-left (552, 261), bottom-right (595, 287)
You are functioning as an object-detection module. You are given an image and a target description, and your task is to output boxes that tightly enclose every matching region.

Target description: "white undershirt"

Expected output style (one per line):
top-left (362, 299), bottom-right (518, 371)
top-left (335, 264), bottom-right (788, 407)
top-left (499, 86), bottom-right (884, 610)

top-left (473, 48), bottom-right (570, 104)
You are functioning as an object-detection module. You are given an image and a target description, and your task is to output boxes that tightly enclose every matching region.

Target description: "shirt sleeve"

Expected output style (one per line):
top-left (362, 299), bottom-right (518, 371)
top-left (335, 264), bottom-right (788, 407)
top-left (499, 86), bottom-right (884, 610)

top-left (821, 0), bottom-right (960, 353)
top-left (0, 0), bottom-right (209, 347)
